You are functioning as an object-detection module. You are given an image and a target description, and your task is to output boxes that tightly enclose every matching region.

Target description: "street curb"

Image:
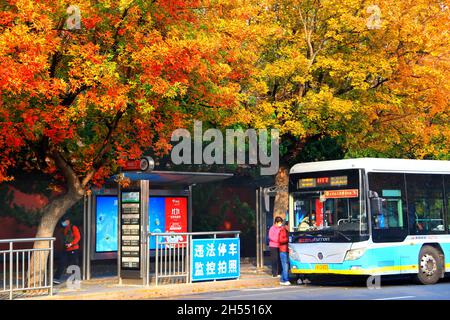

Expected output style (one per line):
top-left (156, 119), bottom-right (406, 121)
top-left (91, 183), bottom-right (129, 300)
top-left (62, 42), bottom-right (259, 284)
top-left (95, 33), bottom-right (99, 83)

top-left (32, 276), bottom-right (280, 300)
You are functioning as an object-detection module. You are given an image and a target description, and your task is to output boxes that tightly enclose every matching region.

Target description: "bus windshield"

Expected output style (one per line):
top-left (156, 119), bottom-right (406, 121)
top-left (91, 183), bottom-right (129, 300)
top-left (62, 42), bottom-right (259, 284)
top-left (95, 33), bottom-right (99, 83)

top-left (290, 169), bottom-right (368, 242)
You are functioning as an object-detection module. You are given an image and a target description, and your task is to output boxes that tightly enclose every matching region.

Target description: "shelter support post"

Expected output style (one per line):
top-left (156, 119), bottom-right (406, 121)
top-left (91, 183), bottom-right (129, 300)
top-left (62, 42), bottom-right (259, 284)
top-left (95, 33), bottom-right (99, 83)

top-left (82, 192), bottom-right (93, 280)
top-left (256, 187), bottom-right (265, 270)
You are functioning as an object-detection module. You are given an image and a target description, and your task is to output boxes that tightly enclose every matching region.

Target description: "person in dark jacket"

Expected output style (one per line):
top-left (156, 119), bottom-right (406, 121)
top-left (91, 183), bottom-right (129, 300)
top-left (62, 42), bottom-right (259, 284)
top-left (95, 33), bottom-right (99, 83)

top-left (54, 216), bottom-right (81, 284)
top-left (278, 221), bottom-right (290, 285)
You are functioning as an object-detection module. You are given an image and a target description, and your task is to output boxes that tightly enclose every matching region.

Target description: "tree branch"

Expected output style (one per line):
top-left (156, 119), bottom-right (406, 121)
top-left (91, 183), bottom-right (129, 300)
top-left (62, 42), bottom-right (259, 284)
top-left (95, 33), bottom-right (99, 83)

top-left (81, 107), bottom-right (127, 188)
top-left (370, 77), bottom-right (389, 89)
top-left (60, 85), bottom-right (89, 107)
top-left (50, 149), bottom-right (84, 196)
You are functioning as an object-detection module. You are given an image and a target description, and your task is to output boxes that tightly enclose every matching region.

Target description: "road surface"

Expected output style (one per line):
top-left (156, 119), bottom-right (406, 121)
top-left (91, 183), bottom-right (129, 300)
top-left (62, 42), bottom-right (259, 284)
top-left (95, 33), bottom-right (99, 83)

top-left (161, 276), bottom-right (450, 300)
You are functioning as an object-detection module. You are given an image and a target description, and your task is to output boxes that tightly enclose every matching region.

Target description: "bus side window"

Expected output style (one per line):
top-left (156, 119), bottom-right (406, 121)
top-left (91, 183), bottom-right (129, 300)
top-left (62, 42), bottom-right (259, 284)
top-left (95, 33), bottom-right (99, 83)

top-left (406, 174), bottom-right (445, 234)
top-left (368, 173), bottom-right (409, 242)
top-left (446, 175), bottom-right (450, 233)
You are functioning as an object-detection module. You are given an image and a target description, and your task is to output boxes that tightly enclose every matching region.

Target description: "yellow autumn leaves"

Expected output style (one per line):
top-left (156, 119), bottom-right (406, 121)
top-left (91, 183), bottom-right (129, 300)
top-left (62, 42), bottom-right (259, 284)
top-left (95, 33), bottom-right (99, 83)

top-left (244, 0), bottom-right (449, 159)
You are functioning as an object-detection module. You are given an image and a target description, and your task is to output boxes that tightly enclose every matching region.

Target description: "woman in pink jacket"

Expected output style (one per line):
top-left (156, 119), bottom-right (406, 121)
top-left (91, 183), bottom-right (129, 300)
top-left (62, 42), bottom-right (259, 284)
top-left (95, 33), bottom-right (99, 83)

top-left (268, 216), bottom-right (283, 277)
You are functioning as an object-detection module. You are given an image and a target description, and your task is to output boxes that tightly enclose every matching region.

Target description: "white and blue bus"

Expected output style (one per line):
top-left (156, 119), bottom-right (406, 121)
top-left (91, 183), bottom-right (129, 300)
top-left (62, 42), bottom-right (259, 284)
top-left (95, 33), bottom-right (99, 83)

top-left (288, 158), bottom-right (450, 285)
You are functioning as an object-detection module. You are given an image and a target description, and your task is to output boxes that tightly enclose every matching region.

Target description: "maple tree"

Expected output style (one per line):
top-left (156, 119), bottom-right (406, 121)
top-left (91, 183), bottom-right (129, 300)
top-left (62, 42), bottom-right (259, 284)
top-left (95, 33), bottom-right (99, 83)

top-left (244, 0), bottom-right (449, 218)
top-left (0, 0), bottom-right (261, 280)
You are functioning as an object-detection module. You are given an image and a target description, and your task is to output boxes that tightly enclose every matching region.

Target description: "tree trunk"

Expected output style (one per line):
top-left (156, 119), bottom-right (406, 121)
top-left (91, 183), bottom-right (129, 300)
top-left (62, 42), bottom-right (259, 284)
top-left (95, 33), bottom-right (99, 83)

top-left (273, 165), bottom-right (289, 221)
top-left (27, 190), bottom-right (83, 290)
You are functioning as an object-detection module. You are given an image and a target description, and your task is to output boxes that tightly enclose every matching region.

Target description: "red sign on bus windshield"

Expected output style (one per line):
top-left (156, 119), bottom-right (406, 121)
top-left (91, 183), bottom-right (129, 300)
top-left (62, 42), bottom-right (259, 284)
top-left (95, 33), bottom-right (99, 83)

top-left (316, 177), bottom-right (329, 185)
top-left (323, 189), bottom-right (359, 199)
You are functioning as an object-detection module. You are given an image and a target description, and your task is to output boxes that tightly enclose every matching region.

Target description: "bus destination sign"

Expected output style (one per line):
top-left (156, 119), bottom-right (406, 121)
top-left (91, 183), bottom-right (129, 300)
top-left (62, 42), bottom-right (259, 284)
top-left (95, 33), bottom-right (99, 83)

top-left (323, 189), bottom-right (358, 199)
top-left (297, 176), bottom-right (348, 189)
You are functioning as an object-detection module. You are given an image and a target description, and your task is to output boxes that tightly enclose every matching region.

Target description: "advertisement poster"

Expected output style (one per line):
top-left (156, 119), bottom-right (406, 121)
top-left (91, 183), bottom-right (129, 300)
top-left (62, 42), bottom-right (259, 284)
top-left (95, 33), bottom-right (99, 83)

top-left (95, 196), bottom-right (118, 252)
top-left (148, 197), bottom-right (188, 249)
top-left (165, 197), bottom-right (188, 244)
top-left (148, 197), bottom-right (166, 249)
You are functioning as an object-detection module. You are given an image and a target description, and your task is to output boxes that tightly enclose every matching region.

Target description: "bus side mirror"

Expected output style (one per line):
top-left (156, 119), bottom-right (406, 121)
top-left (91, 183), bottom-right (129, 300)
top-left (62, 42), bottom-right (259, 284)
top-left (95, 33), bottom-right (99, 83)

top-left (370, 197), bottom-right (384, 216)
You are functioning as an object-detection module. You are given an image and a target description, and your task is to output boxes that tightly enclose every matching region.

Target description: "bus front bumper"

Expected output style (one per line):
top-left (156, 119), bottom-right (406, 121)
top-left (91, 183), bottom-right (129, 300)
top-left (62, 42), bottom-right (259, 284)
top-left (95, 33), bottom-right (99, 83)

top-left (289, 263), bottom-right (418, 276)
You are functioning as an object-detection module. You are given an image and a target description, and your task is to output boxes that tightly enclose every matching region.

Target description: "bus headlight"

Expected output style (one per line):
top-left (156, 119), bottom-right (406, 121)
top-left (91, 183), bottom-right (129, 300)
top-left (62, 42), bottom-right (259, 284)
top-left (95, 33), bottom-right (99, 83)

top-left (289, 248), bottom-right (301, 262)
top-left (344, 248), bottom-right (366, 261)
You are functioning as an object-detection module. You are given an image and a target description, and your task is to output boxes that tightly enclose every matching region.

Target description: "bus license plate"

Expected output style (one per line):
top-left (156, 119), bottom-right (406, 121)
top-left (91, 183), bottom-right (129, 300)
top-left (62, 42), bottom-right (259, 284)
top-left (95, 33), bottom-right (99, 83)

top-left (315, 264), bottom-right (329, 271)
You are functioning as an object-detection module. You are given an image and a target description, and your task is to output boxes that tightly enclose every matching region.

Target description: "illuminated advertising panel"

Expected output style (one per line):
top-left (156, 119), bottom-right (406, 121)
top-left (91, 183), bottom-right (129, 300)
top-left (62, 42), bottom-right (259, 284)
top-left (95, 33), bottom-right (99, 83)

top-left (148, 197), bottom-right (188, 249)
top-left (165, 197), bottom-right (188, 237)
top-left (95, 196), bottom-right (118, 252)
top-left (148, 197), bottom-right (166, 250)
top-left (95, 195), bottom-right (188, 253)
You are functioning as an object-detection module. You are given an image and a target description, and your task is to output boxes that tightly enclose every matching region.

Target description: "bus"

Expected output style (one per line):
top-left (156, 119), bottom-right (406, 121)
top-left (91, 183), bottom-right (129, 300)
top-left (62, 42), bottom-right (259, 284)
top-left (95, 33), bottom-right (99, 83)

top-left (288, 158), bottom-right (450, 285)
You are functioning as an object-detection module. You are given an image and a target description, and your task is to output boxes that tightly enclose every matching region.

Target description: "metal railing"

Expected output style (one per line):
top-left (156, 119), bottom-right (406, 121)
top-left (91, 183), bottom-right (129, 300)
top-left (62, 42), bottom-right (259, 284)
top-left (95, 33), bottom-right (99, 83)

top-left (147, 231), bottom-right (240, 286)
top-left (0, 237), bottom-right (55, 300)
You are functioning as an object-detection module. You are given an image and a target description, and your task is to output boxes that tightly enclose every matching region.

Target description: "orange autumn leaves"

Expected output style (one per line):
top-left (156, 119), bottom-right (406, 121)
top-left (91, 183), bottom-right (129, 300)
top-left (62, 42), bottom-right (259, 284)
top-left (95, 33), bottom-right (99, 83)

top-left (0, 0), bottom-right (259, 184)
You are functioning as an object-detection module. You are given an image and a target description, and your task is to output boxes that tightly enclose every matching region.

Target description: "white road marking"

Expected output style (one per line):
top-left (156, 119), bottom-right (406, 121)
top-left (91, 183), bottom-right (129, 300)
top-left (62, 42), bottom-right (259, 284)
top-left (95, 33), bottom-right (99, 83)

top-left (208, 287), bottom-right (329, 300)
top-left (241, 287), bottom-right (286, 292)
top-left (373, 296), bottom-right (415, 300)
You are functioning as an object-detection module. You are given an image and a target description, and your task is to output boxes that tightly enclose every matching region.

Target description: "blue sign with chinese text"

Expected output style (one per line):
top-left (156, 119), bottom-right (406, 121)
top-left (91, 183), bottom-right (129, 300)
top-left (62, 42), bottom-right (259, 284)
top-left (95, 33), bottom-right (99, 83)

top-left (191, 238), bottom-right (240, 282)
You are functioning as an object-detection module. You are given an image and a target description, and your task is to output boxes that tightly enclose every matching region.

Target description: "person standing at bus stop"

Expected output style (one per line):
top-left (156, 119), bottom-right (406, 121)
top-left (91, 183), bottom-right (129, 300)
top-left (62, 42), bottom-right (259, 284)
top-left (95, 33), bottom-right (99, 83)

top-left (268, 216), bottom-right (283, 277)
top-left (279, 220), bottom-right (291, 285)
top-left (54, 216), bottom-right (81, 284)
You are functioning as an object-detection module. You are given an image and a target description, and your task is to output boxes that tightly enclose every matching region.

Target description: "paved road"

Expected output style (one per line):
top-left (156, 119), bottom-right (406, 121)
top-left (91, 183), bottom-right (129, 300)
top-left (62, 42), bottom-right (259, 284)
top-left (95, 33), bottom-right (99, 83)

top-left (162, 276), bottom-right (450, 300)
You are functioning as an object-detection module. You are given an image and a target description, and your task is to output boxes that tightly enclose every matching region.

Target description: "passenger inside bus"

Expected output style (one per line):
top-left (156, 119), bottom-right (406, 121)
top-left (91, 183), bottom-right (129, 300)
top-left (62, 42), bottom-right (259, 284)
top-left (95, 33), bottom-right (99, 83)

top-left (408, 203), bottom-right (424, 233)
top-left (297, 215), bottom-right (318, 231)
top-left (310, 210), bottom-right (316, 226)
top-left (297, 216), bottom-right (310, 231)
top-left (310, 214), bottom-right (317, 229)
top-left (324, 209), bottom-right (332, 226)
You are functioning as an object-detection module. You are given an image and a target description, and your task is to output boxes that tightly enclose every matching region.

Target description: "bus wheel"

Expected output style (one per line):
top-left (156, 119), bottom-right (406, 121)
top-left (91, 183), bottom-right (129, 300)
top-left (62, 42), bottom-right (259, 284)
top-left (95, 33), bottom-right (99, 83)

top-left (416, 246), bottom-right (443, 285)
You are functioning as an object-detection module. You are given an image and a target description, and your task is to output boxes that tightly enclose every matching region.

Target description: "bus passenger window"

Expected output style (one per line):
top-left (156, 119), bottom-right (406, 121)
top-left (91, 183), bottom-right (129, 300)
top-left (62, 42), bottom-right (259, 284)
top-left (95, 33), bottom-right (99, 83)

top-left (446, 175), bottom-right (450, 232)
top-left (368, 173), bottom-right (408, 242)
top-left (406, 174), bottom-right (445, 234)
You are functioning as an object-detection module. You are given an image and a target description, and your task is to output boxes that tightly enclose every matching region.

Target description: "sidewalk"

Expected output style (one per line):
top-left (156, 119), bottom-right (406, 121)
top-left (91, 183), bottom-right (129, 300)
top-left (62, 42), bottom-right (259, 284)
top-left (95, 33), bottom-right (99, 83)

top-left (25, 263), bottom-right (280, 300)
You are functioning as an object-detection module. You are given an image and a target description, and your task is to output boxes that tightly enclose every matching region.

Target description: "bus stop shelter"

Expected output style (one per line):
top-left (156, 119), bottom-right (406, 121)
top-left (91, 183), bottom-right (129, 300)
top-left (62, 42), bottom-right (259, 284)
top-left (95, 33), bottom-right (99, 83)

top-left (81, 170), bottom-right (232, 281)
